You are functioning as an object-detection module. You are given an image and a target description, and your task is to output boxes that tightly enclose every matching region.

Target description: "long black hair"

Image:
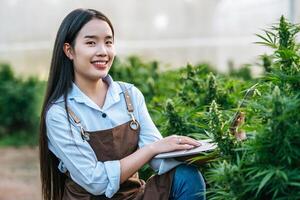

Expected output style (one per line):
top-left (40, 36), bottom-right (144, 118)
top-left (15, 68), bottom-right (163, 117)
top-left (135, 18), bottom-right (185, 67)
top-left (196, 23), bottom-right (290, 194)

top-left (39, 8), bottom-right (114, 200)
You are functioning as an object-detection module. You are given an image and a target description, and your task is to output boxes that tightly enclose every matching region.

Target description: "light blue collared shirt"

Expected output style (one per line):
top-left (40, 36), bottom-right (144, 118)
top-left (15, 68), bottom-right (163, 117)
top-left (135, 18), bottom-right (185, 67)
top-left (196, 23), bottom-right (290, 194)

top-left (46, 75), bottom-right (181, 198)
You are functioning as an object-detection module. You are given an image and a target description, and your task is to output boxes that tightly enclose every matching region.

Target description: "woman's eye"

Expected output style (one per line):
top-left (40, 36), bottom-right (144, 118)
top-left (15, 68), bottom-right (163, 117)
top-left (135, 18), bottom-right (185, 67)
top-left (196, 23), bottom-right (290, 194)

top-left (106, 40), bottom-right (113, 45)
top-left (86, 41), bottom-right (96, 45)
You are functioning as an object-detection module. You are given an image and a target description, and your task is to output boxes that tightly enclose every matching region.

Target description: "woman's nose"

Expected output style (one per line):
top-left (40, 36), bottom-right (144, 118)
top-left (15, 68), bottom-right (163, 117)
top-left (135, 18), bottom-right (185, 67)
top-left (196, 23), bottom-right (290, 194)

top-left (95, 44), bottom-right (107, 56)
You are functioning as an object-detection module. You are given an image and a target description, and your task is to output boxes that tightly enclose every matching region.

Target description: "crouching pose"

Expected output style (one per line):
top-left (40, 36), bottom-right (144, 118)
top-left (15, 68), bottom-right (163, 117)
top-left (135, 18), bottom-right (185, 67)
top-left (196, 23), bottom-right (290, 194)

top-left (39, 8), bottom-right (206, 200)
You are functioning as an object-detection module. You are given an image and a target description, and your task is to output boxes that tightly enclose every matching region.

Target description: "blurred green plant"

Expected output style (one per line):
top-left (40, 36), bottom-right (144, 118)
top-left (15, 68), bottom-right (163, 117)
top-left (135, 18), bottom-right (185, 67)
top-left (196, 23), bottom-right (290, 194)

top-left (0, 63), bottom-right (45, 146)
top-left (1, 17), bottom-right (298, 197)
top-left (206, 15), bottom-right (300, 200)
top-left (229, 64), bottom-right (253, 81)
top-left (110, 56), bottom-right (159, 102)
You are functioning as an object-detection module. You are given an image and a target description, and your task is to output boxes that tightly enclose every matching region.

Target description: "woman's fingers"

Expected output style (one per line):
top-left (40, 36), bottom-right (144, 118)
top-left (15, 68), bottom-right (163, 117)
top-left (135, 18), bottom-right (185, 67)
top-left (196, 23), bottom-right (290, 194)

top-left (152, 135), bottom-right (202, 154)
top-left (176, 143), bottom-right (196, 150)
top-left (182, 136), bottom-right (202, 146)
top-left (172, 135), bottom-right (201, 147)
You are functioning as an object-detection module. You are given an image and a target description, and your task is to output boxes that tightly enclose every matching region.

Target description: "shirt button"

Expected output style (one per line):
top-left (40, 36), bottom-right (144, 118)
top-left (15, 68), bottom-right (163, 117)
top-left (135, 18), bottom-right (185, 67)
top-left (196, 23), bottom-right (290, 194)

top-left (102, 113), bottom-right (107, 118)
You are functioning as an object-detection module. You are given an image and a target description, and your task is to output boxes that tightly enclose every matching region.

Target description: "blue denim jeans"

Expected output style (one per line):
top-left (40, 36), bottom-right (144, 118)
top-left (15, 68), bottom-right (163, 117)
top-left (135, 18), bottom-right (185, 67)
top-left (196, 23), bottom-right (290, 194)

top-left (170, 164), bottom-right (206, 200)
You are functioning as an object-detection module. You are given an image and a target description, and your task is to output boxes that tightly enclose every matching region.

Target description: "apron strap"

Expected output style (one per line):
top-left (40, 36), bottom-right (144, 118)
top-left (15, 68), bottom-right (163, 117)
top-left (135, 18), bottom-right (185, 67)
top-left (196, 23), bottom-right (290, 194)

top-left (66, 81), bottom-right (138, 136)
top-left (67, 82), bottom-right (135, 120)
top-left (67, 107), bottom-right (81, 124)
top-left (117, 81), bottom-right (134, 113)
top-left (117, 82), bottom-right (139, 130)
top-left (67, 106), bottom-right (90, 141)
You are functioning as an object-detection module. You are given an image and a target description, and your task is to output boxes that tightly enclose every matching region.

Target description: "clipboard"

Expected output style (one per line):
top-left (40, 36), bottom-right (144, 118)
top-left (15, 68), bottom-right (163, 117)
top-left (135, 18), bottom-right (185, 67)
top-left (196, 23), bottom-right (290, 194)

top-left (154, 139), bottom-right (217, 159)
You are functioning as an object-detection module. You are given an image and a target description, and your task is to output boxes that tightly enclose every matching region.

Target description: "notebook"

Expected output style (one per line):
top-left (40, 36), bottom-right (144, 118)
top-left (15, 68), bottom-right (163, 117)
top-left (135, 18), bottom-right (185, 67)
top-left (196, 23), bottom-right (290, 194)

top-left (154, 139), bottom-right (217, 159)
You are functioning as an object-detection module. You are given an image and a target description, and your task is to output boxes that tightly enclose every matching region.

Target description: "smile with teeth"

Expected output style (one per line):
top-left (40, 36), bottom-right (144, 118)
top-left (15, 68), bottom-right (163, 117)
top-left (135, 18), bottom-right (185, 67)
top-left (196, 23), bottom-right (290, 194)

top-left (91, 60), bottom-right (109, 69)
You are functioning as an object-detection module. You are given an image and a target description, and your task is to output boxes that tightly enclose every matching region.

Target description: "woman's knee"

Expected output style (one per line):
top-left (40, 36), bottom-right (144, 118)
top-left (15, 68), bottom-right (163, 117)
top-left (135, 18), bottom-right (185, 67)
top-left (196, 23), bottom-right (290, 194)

top-left (171, 164), bottom-right (206, 199)
top-left (174, 164), bottom-right (205, 189)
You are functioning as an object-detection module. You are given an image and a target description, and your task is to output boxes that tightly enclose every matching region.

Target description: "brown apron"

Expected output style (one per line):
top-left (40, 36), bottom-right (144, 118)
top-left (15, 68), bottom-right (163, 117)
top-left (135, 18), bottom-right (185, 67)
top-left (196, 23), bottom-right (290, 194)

top-left (63, 83), bottom-right (175, 200)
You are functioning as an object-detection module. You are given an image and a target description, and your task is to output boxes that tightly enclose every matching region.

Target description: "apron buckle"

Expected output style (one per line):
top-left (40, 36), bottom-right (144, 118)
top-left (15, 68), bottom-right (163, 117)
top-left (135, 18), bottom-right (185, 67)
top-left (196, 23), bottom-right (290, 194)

top-left (129, 112), bottom-right (139, 130)
top-left (80, 125), bottom-right (90, 141)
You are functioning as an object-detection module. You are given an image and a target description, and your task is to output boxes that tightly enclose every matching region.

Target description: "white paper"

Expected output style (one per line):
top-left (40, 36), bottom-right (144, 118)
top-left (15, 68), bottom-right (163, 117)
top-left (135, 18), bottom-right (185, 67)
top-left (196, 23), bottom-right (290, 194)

top-left (154, 139), bottom-right (217, 159)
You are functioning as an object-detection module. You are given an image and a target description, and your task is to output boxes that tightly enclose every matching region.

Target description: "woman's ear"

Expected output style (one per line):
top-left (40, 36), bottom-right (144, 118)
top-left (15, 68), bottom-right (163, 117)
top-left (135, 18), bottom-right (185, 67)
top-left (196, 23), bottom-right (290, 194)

top-left (63, 43), bottom-right (74, 60)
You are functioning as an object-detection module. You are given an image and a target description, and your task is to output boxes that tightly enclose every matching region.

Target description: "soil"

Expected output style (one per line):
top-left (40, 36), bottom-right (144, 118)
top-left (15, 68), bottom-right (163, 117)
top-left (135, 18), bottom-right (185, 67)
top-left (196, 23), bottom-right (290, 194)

top-left (0, 147), bottom-right (41, 200)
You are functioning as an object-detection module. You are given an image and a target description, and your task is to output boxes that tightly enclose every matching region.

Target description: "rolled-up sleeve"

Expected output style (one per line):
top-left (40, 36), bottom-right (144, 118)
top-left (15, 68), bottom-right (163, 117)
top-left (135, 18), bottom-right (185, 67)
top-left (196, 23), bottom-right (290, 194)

top-left (46, 104), bottom-right (120, 198)
top-left (132, 87), bottom-right (182, 175)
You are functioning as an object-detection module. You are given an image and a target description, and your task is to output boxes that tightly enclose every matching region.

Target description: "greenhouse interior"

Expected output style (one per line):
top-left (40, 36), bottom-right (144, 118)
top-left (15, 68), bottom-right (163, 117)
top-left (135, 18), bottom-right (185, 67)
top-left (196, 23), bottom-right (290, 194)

top-left (0, 0), bottom-right (299, 199)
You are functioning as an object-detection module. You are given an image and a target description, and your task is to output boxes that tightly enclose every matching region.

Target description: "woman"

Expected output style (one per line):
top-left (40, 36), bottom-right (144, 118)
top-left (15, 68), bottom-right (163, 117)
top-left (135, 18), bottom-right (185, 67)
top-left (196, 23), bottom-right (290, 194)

top-left (39, 8), bottom-right (206, 200)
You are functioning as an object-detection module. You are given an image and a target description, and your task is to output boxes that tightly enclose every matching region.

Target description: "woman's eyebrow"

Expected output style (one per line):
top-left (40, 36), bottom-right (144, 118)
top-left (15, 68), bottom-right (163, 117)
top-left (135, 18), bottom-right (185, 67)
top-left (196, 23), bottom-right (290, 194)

top-left (105, 35), bottom-right (113, 40)
top-left (84, 35), bottom-right (98, 39)
top-left (83, 35), bottom-right (113, 39)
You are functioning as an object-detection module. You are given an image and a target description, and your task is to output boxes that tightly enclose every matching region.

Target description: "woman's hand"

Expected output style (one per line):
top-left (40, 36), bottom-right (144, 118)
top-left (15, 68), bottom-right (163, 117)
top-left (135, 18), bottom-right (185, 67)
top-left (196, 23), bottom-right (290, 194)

top-left (148, 135), bottom-right (202, 155)
top-left (120, 135), bottom-right (201, 183)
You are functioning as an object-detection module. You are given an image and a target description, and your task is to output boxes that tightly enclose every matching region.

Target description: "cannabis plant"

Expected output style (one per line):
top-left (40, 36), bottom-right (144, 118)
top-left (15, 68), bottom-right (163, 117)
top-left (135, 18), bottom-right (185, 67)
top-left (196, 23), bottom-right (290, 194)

top-left (207, 16), bottom-right (300, 200)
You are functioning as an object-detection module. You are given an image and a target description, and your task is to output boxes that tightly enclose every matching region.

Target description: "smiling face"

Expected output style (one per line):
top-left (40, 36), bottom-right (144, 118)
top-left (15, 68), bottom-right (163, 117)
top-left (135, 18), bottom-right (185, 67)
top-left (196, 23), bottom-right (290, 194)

top-left (64, 18), bottom-right (115, 84)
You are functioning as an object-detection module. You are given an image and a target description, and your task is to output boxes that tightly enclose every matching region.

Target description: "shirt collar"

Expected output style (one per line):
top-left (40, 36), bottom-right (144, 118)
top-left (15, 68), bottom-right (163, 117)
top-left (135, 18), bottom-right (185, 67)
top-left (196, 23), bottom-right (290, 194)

top-left (54, 74), bottom-right (127, 111)
top-left (68, 74), bottom-right (121, 98)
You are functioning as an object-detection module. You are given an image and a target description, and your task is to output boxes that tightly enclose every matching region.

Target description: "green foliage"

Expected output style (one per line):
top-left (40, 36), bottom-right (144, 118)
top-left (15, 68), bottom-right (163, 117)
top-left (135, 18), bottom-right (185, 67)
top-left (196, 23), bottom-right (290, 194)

top-left (257, 16), bottom-right (300, 92)
top-left (1, 16), bottom-right (299, 198)
top-left (205, 73), bottom-right (218, 105)
top-left (110, 56), bottom-right (159, 102)
top-left (0, 63), bottom-right (45, 146)
top-left (206, 158), bottom-right (246, 200)
top-left (259, 54), bottom-right (273, 73)
top-left (164, 99), bottom-right (187, 135)
top-left (229, 62), bottom-right (253, 81)
top-left (0, 130), bottom-right (38, 147)
top-left (207, 100), bottom-right (236, 158)
top-left (206, 15), bottom-right (300, 200)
